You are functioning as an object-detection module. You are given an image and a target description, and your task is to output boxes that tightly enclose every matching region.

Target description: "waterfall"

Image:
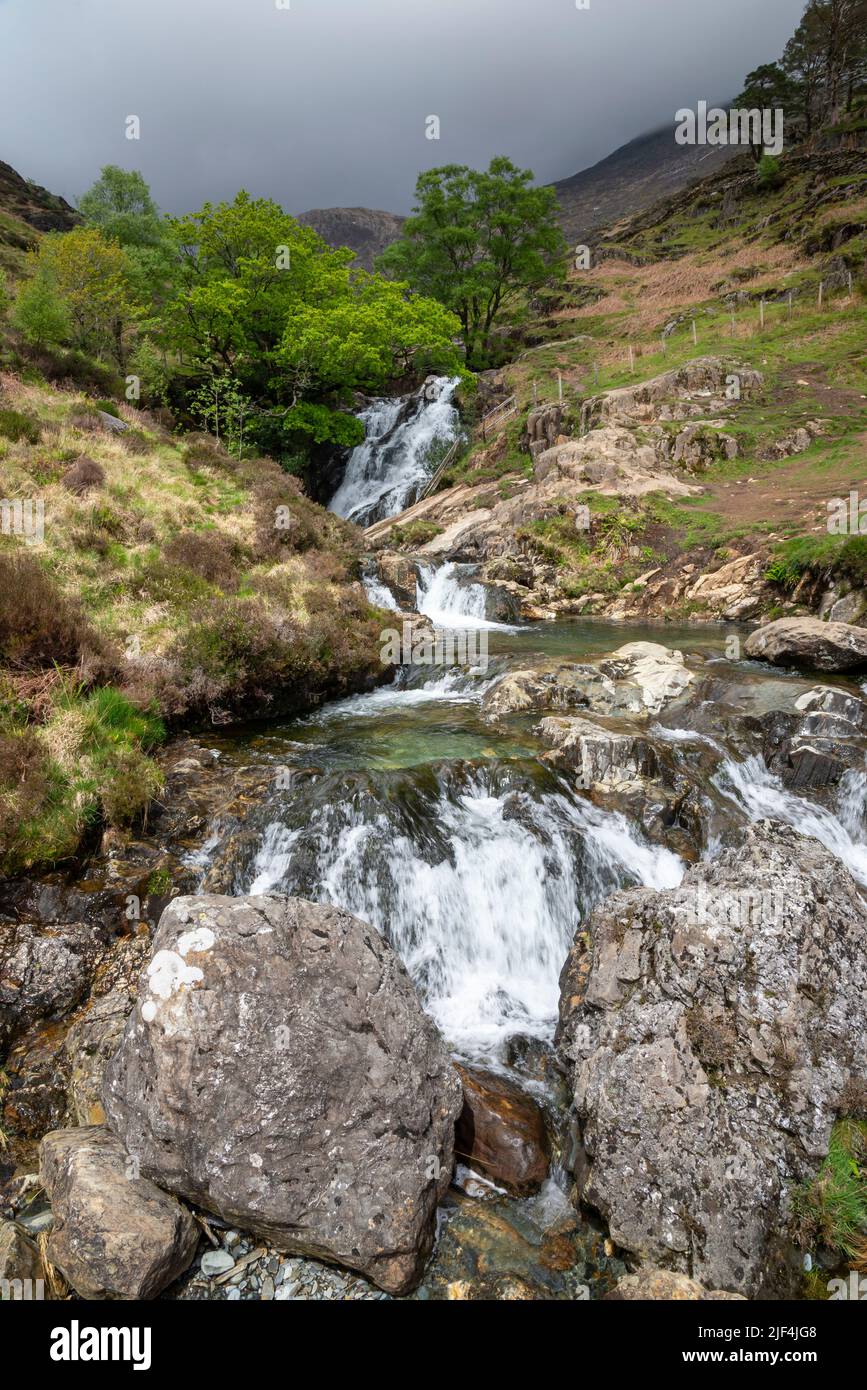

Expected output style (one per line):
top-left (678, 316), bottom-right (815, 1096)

top-left (329, 376), bottom-right (461, 527)
top-left (416, 561), bottom-right (517, 631)
top-left (242, 762), bottom-right (682, 1059)
top-left (714, 753), bottom-right (867, 887)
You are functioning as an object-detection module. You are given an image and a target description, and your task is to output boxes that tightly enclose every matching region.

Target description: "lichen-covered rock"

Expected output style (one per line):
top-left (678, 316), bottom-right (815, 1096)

top-left (0, 1219), bottom-right (43, 1296)
top-left (39, 1126), bottom-right (198, 1300)
top-left (745, 617), bottom-right (867, 672)
top-left (103, 895), bottom-right (462, 1295)
top-left (483, 643), bottom-right (693, 722)
top-left (557, 822), bottom-right (867, 1297)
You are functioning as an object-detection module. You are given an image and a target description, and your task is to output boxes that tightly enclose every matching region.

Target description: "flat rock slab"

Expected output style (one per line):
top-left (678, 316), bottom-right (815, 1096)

top-left (40, 1126), bottom-right (198, 1300)
top-left (103, 895), bottom-right (462, 1296)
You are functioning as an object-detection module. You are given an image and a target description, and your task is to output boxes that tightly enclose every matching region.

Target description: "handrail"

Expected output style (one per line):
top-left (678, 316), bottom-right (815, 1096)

top-left (418, 436), bottom-right (462, 500)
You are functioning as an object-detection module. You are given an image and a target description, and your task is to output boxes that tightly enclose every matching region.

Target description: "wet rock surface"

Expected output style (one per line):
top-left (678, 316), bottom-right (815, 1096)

top-left (455, 1065), bottom-right (550, 1195)
top-left (557, 821), bottom-right (867, 1296)
top-left (103, 894), bottom-right (463, 1296)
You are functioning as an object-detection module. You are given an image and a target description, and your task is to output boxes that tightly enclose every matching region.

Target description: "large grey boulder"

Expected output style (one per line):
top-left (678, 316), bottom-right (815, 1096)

top-left (557, 822), bottom-right (867, 1297)
top-left (745, 617), bottom-right (867, 672)
top-left (103, 895), bottom-right (462, 1295)
top-left (40, 1127), bottom-right (198, 1300)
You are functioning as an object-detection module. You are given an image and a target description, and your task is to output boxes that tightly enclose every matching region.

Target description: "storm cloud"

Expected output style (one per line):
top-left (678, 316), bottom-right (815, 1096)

top-left (0, 0), bottom-right (806, 216)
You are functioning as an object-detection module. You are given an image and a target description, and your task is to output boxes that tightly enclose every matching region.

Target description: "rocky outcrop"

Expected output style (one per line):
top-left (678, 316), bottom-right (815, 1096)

top-left (0, 1220), bottom-right (43, 1294)
top-left (760, 684), bottom-right (867, 791)
top-left (103, 895), bottom-right (462, 1296)
top-left (483, 643), bottom-right (693, 722)
top-left (40, 1127), bottom-right (198, 1300)
top-left (557, 822), bottom-right (867, 1297)
top-left (455, 1065), bottom-right (550, 1195)
top-left (536, 716), bottom-right (659, 790)
top-left (580, 358), bottom-right (763, 432)
top-left (745, 617), bottom-right (867, 672)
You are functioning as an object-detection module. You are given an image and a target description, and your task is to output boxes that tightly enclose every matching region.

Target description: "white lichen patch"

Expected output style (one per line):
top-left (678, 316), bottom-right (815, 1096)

top-left (177, 926), bottom-right (216, 957)
top-left (141, 948), bottom-right (206, 1024)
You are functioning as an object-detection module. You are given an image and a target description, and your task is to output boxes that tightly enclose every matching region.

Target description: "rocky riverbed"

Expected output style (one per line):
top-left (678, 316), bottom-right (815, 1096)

top-left (2, 613), bottom-right (867, 1301)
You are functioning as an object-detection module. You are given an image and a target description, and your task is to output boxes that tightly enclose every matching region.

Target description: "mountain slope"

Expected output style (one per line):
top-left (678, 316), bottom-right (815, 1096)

top-left (551, 122), bottom-right (735, 242)
top-left (0, 158), bottom-right (79, 276)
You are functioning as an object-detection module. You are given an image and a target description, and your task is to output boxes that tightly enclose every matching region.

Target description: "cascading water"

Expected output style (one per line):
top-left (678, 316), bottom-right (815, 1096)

top-left (416, 561), bottom-right (517, 631)
top-left (714, 753), bottom-right (867, 887)
top-left (329, 376), bottom-right (461, 527)
top-left (241, 759), bottom-right (683, 1059)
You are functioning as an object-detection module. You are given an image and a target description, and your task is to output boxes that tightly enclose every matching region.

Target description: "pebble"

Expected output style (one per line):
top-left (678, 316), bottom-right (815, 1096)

top-left (261, 1276), bottom-right (275, 1299)
top-left (201, 1249), bottom-right (236, 1278)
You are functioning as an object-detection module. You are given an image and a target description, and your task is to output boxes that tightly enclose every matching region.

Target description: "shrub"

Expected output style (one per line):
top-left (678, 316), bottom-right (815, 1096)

top-left (162, 530), bottom-right (241, 589)
top-left (0, 548), bottom-right (116, 677)
top-left (756, 155), bottom-right (785, 191)
top-left (0, 408), bottom-right (41, 444)
top-left (117, 427), bottom-right (151, 455)
top-left (182, 432), bottom-right (230, 470)
top-left (62, 455), bottom-right (106, 495)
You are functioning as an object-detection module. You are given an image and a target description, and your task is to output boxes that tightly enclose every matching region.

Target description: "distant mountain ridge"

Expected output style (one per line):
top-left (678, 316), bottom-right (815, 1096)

top-left (296, 206), bottom-right (405, 270)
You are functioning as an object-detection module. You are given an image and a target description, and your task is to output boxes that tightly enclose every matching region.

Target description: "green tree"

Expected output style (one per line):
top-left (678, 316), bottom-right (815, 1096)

top-left (79, 166), bottom-right (163, 248)
top-left (377, 157), bottom-right (567, 368)
top-left (28, 228), bottom-right (138, 366)
top-left (79, 165), bottom-right (175, 313)
top-left (11, 272), bottom-right (72, 349)
top-left (733, 64), bottom-right (793, 159)
top-left (156, 191), bottom-right (462, 452)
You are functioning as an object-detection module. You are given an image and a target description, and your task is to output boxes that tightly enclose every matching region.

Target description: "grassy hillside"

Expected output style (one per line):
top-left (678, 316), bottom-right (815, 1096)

top-left (0, 376), bottom-right (386, 875)
top-left (438, 142), bottom-right (867, 607)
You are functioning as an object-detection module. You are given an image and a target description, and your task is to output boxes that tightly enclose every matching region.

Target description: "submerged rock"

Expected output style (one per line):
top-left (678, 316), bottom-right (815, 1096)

top-left (605, 1267), bottom-right (746, 1301)
top-left (745, 617), bottom-right (867, 672)
top-left (103, 895), bottom-right (462, 1296)
top-left (557, 821), bottom-right (867, 1297)
top-left (455, 1065), bottom-right (550, 1195)
top-left (40, 1126), bottom-right (198, 1299)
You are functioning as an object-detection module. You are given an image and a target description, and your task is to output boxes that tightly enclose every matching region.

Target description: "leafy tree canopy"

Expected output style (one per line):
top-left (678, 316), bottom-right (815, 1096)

top-left (377, 157), bottom-right (567, 368)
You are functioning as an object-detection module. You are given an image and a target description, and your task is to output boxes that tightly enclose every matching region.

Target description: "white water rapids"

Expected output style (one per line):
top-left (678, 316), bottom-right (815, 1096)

top-left (715, 753), bottom-right (867, 887)
top-left (247, 776), bottom-right (682, 1056)
top-left (416, 562), bottom-right (517, 632)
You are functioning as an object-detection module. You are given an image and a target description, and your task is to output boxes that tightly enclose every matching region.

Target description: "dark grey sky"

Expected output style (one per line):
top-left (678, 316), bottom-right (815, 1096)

top-left (1, 0), bottom-right (805, 216)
